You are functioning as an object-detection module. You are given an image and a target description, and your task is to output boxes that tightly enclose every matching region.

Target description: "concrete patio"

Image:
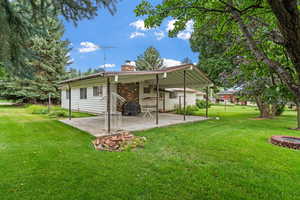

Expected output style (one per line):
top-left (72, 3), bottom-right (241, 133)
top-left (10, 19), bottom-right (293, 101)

top-left (60, 113), bottom-right (208, 137)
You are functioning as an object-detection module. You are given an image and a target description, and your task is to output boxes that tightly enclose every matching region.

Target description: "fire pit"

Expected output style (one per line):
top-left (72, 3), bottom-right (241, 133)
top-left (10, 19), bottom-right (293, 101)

top-left (270, 135), bottom-right (300, 150)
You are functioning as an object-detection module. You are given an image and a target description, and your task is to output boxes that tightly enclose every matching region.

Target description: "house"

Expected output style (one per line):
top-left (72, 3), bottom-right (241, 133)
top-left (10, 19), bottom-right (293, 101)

top-left (195, 91), bottom-right (206, 100)
top-left (59, 63), bottom-right (212, 133)
top-left (216, 90), bottom-right (247, 105)
top-left (163, 88), bottom-right (205, 110)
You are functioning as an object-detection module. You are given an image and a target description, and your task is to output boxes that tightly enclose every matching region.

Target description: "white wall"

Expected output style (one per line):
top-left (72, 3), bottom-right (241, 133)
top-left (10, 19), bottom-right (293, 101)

top-left (138, 81), bottom-right (196, 111)
top-left (196, 94), bottom-right (205, 100)
top-left (168, 91), bottom-right (197, 110)
top-left (61, 80), bottom-right (197, 114)
top-left (61, 84), bottom-right (117, 114)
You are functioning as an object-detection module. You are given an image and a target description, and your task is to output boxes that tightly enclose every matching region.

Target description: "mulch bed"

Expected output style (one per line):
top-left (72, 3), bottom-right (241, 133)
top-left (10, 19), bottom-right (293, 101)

top-left (92, 131), bottom-right (146, 152)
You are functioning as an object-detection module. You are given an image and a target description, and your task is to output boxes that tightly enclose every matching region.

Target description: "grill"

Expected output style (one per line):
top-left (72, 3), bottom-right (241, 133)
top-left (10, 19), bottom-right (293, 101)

top-left (122, 101), bottom-right (141, 116)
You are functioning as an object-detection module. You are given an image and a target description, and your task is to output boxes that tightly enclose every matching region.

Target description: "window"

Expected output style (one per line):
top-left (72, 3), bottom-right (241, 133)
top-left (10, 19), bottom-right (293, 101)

top-left (66, 90), bottom-right (70, 99)
top-left (93, 86), bottom-right (103, 96)
top-left (143, 86), bottom-right (151, 94)
top-left (80, 88), bottom-right (87, 99)
top-left (169, 92), bottom-right (177, 99)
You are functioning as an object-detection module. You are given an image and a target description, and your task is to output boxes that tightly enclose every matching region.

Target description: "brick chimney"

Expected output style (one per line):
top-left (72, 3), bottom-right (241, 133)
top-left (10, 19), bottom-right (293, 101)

top-left (121, 60), bottom-right (136, 71)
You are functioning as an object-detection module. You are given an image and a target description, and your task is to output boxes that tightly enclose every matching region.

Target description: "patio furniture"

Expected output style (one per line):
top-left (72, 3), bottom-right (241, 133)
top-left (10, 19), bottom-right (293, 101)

top-left (141, 105), bottom-right (156, 119)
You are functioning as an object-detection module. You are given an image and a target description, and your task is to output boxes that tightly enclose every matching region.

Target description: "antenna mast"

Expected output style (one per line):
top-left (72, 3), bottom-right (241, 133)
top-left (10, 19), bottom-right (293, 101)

top-left (100, 45), bottom-right (116, 71)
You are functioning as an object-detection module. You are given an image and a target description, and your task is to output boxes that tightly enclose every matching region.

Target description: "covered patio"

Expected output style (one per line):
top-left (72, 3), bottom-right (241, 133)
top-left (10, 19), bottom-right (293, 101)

top-left (59, 64), bottom-right (213, 135)
top-left (60, 113), bottom-right (208, 137)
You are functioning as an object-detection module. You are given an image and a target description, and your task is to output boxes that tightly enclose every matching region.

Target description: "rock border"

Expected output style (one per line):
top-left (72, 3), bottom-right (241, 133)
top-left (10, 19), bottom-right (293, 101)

top-left (270, 135), bottom-right (300, 150)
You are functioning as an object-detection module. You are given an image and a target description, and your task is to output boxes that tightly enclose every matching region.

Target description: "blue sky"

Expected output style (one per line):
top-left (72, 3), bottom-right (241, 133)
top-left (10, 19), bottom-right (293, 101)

top-left (63, 0), bottom-right (199, 72)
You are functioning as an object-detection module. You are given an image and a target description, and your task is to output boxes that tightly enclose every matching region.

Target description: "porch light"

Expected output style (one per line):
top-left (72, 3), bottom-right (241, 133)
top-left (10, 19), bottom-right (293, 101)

top-left (114, 75), bottom-right (118, 82)
top-left (163, 72), bottom-right (167, 79)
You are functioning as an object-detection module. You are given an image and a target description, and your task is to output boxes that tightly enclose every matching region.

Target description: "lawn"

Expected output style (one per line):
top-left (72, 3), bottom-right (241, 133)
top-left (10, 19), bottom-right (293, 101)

top-left (0, 105), bottom-right (300, 200)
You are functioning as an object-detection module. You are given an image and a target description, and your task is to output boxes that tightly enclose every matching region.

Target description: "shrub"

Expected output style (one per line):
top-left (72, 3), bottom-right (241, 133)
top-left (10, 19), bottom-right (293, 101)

top-left (48, 110), bottom-right (69, 118)
top-left (196, 99), bottom-right (212, 109)
top-left (175, 105), bottom-right (199, 115)
top-left (28, 105), bottom-right (49, 115)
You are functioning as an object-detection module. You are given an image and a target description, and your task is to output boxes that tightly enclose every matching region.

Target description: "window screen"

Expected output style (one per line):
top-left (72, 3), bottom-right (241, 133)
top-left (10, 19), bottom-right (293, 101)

top-left (143, 86), bottom-right (151, 94)
top-left (169, 92), bottom-right (177, 99)
top-left (93, 86), bottom-right (103, 96)
top-left (66, 90), bottom-right (70, 99)
top-left (80, 88), bottom-right (87, 99)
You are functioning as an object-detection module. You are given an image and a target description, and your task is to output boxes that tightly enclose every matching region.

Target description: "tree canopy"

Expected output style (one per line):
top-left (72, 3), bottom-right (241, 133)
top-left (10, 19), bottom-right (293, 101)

top-left (135, 0), bottom-right (300, 128)
top-left (135, 46), bottom-right (164, 70)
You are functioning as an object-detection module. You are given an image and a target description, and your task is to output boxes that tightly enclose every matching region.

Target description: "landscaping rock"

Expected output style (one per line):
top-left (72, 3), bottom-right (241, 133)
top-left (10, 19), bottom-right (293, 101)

top-left (92, 131), bottom-right (146, 152)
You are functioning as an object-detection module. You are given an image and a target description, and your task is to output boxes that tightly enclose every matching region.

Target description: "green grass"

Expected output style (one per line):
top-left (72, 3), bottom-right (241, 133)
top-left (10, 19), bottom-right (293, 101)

top-left (0, 105), bottom-right (300, 200)
top-left (0, 99), bottom-right (15, 103)
top-left (26, 104), bottom-right (94, 118)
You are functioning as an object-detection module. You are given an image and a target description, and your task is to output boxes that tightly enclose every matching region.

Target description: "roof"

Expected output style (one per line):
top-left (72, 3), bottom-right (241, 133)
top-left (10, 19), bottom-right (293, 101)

top-left (59, 64), bottom-right (213, 89)
top-left (217, 90), bottom-right (238, 95)
top-left (195, 91), bottom-right (206, 95)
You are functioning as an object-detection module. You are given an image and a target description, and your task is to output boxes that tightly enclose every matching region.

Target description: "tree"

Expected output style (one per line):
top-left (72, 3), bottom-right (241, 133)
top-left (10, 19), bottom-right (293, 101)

top-left (190, 26), bottom-right (289, 118)
top-left (135, 0), bottom-right (300, 129)
top-left (0, 17), bottom-right (70, 103)
top-left (0, 0), bottom-right (117, 69)
top-left (135, 46), bottom-right (164, 70)
top-left (181, 57), bottom-right (193, 64)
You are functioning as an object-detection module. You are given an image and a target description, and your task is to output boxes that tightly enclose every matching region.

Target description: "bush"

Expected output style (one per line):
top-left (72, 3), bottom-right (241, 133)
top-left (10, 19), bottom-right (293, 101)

top-left (175, 105), bottom-right (199, 115)
top-left (31, 106), bottom-right (49, 114)
top-left (48, 110), bottom-right (69, 118)
top-left (196, 100), bottom-right (212, 109)
top-left (32, 109), bottom-right (49, 114)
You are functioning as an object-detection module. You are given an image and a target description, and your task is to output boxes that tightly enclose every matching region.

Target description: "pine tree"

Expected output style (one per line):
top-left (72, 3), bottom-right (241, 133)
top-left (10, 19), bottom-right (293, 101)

top-left (135, 46), bottom-right (163, 71)
top-left (0, 0), bottom-right (117, 69)
top-left (0, 17), bottom-right (70, 103)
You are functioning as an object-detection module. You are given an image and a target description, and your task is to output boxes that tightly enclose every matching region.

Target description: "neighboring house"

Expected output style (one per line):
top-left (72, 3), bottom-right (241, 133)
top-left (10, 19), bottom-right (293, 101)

top-left (216, 90), bottom-right (247, 105)
top-left (164, 88), bottom-right (199, 111)
top-left (59, 64), bottom-right (212, 114)
top-left (195, 91), bottom-right (206, 100)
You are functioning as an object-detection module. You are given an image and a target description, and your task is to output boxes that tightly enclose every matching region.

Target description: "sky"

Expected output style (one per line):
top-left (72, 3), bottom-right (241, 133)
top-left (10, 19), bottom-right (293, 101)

top-left (62, 0), bottom-right (199, 72)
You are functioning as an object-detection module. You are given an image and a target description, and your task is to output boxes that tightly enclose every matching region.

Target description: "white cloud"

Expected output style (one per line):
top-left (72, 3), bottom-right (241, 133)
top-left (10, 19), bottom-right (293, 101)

top-left (154, 31), bottom-right (165, 40)
top-left (130, 19), bottom-right (150, 31)
top-left (98, 64), bottom-right (116, 68)
top-left (78, 42), bottom-right (99, 53)
top-left (68, 58), bottom-right (74, 64)
top-left (130, 32), bottom-right (145, 39)
top-left (166, 19), bottom-right (176, 32)
top-left (185, 20), bottom-right (194, 32)
top-left (177, 32), bottom-right (192, 40)
top-left (163, 58), bottom-right (182, 67)
top-left (166, 19), bottom-right (194, 40)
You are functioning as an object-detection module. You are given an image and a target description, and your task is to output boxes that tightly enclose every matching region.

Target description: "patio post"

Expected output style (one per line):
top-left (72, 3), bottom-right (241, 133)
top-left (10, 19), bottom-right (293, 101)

top-left (68, 84), bottom-right (71, 120)
top-left (156, 74), bottom-right (159, 125)
top-left (183, 70), bottom-right (186, 121)
top-left (163, 91), bottom-right (165, 112)
top-left (107, 77), bottom-right (111, 134)
top-left (206, 86), bottom-right (209, 118)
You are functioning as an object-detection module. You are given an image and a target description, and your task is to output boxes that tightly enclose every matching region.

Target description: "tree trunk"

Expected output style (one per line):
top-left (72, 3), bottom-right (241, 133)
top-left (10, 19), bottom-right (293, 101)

top-left (255, 97), bottom-right (271, 118)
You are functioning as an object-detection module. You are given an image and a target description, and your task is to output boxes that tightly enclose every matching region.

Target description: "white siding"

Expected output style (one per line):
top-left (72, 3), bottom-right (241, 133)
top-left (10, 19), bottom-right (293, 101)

top-left (196, 94), bottom-right (205, 100)
top-left (167, 91), bottom-right (196, 110)
top-left (61, 84), bottom-right (117, 114)
top-left (138, 81), bottom-right (196, 111)
top-left (61, 80), bottom-right (196, 114)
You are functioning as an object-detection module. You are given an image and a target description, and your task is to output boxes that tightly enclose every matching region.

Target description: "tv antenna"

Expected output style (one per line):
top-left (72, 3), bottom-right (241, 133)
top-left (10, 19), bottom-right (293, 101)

top-left (100, 45), bottom-right (117, 71)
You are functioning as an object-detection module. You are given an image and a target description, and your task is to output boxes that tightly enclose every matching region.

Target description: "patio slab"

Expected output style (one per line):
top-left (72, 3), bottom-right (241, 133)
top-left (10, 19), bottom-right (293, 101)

top-left (60, 113), bottom-right (209, 137)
